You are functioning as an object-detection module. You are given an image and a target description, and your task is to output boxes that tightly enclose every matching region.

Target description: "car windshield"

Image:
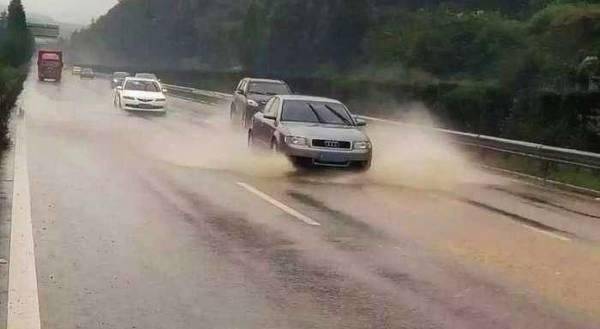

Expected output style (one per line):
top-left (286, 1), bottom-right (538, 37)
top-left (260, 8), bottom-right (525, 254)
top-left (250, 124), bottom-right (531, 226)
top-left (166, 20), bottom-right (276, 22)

top-left (281, 100), bottom-right (354, 126)
top-left (248, 82), bottom-right (290, 95)
top-left (124, 80), bottom-right (160, 92)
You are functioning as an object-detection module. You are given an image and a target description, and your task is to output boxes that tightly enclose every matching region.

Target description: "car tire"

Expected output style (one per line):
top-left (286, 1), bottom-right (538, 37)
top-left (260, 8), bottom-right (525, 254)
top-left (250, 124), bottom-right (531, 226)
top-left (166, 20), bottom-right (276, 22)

top-left (248, 130), bottom-right (255, 149)
top-left (356, 160), bottom-right (372, 172)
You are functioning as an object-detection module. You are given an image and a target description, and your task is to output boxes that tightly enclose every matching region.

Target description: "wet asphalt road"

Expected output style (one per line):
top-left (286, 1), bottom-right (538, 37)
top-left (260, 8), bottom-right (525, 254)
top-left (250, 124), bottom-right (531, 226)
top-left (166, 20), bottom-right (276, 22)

top-left (15, 72), bottom-right (600, 329)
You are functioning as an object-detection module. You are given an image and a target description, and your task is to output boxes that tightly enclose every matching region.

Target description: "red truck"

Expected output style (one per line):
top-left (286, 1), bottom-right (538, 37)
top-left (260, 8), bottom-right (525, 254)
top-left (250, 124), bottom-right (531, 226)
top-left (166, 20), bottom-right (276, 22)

top-left (37, 50), bottom-right (63, 82)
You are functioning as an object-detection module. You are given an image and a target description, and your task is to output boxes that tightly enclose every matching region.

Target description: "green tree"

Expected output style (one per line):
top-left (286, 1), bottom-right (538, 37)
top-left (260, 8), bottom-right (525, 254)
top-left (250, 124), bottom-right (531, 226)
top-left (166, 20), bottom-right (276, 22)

top-left (2, 0), bottom-right (33, 67)
top-left (330, 0), bottom-right (370, 69)
top-left (240, 0), bottom-right (268, 72)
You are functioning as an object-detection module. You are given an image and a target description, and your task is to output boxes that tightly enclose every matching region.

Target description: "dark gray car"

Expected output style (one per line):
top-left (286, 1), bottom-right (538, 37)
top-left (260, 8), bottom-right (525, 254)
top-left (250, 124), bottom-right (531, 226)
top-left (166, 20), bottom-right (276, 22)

top-left (248, 95), bottom-right (372, 170)
top-left (231, 78), bottom-right (292, 128)
top-left (111, 72), bottom-right (130, 88)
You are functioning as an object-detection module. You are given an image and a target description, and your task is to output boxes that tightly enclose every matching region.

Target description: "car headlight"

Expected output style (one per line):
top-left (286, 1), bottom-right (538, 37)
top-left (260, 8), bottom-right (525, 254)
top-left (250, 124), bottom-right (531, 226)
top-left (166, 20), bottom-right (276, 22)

top-left (285, 136), bottom-right (308, 146)
top-left (247, 99), bottom-right (259, 107)
top-left (123, 96), bottom-right (135, 100)
top-left (113, 79), bottom-right (118, 83)
top-left (354, 141), bottom-right (372, 150)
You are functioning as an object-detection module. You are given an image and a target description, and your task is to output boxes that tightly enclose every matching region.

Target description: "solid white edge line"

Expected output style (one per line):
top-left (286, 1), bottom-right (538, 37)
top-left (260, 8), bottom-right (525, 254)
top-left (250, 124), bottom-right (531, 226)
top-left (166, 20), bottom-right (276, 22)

top-left (7, 119), bottom-right (41, 329)
top-left (522, 224), bottom-right (571, 242)
top-left (237, 182), bottom-right (321, 226)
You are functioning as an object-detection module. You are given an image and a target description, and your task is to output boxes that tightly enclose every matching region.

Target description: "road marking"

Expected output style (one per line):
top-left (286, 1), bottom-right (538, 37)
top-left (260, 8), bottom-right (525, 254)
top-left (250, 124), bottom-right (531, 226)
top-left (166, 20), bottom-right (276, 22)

top-left (8, 119), bottom-right (41, 329)
top-left (523, 224), bottom-right (571, 242)
top-left (236, 182), bottom-right (321, 226)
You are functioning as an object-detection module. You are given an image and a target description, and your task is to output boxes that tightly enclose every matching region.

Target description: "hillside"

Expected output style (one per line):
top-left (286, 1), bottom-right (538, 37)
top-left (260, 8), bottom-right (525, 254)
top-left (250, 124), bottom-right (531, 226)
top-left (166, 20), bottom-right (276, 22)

top-left (70, 0), bottom-right (251, 68)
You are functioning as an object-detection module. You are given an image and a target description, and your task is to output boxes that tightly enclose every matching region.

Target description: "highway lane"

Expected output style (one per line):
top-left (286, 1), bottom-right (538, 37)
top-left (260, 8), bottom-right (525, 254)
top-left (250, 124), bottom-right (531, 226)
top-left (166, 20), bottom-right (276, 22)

top-left (12, 71), bottom-right (600, 329)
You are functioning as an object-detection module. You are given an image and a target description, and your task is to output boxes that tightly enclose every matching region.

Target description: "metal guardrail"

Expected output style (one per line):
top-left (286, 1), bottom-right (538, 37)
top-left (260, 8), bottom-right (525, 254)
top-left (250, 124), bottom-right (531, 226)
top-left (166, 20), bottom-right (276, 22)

top-left (162, 83), bottom-right (232, 102)
top-left (160, 84), bottom-right (600, 172)
top-left (93, 75), bottom-right (600, 191)
top-left (359, 115), bottom-right (600, 170)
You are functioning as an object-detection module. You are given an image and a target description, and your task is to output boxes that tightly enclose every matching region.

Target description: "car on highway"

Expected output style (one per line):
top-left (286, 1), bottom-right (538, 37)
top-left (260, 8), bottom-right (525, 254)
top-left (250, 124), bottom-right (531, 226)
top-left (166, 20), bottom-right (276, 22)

top-left (72, 66), bottom-right (82, 75)
top-left (114, 77), bottom-right (167, 113)
top-left (248, 95), bottom-right (372, 170)
top-left (135, 73), bottom-right (159, 81)
top-left (231, 78), bottom-right (292, 128)
top-left (80, 68), bottom-right (95, 79)
top-left (111, 72), bottom-right (131, 88)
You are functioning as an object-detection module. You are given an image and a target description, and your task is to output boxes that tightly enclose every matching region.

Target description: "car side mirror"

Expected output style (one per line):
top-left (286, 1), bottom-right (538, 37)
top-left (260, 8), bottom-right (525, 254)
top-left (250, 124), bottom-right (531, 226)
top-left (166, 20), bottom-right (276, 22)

top-left (117, 86), bottom-right (123, 90)
top-left (162, 88), bottom-right (168, 93)
top-left (355, 118), bottom-right (367, 127)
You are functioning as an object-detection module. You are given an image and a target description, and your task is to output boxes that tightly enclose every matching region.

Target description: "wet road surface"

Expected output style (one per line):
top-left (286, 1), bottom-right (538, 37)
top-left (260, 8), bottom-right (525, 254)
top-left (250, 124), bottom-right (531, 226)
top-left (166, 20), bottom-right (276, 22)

top-left (14, 72), bottom-right (600, 328)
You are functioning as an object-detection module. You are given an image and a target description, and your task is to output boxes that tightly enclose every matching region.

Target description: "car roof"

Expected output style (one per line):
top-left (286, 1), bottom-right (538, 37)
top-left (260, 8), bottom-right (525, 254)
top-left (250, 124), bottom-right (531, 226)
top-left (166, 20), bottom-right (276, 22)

top-left (244, 78), bottom-right (286, 84)
top-left (136, 73), bottom-right (157, 76)
top-left (276, 95), bottom-right (342, 103)
top-left (124, 77), bottom-right (159, 82)
top-left (113, 71), bottom-right (129, 75)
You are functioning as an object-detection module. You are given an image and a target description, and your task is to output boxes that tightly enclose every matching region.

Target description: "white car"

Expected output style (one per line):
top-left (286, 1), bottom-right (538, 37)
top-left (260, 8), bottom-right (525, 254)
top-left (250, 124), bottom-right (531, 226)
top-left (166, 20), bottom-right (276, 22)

top-left (72, 66), bottom-right (81, 75)
top-left (114, 78), bottom-right (167, 113)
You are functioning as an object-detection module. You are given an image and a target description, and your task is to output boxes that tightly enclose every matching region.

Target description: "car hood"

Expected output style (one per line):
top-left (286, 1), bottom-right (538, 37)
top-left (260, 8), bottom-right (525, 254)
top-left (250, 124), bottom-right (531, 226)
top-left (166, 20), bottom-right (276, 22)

top-left (280, 122), bottom-right (369, 141)
top-left (122, 90), bottom-right (165, 99)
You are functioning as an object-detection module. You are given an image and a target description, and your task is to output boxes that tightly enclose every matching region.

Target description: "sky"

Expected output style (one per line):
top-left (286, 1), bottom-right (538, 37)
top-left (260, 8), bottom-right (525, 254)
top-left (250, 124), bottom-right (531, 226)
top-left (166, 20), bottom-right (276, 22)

top-left (22, 0), bottom-right (118, 25)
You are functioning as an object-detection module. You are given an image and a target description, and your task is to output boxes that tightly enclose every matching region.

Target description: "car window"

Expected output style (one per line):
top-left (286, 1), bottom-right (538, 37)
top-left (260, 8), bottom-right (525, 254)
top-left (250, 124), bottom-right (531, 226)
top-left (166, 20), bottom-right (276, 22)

top-left (247, 82), bottom-right (290, 95)
top-left (281, 100), bottom-right (354, 125)
top-left (124, 80), bottom-right (160, 92)
top-left (264, 98), bottom-right (280, 118)
top-left (263, 98), bottom-right (275, 113)
top-left (236, 80), bottom-right (245, 91)
top-left (240, 80), bottom-right (248, 93)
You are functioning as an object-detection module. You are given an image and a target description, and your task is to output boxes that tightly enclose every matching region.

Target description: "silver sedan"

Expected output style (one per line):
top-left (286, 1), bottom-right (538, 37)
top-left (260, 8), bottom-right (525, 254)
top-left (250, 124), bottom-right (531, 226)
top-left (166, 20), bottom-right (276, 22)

top-left (248, 95), bottom-right (372, 170)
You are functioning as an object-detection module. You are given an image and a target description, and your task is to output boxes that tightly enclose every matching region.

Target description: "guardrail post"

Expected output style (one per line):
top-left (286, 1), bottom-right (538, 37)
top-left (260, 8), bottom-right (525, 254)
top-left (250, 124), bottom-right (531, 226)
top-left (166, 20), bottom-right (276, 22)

top-left (541, 160), bottom-right (551, 183)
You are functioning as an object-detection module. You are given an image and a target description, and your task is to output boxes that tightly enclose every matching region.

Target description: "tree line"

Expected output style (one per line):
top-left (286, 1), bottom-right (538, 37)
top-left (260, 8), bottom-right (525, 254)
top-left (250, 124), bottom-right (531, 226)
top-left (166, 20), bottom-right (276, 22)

top-left (70, 0), bottom-right (600, 151)
top-left (0, 0), bottom-right (34, 147)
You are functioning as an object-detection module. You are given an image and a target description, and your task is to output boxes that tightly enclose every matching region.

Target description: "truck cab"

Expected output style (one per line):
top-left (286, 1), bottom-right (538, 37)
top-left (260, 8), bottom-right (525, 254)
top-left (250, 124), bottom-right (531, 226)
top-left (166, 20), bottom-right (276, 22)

top-left (38, 50), bottom-right (64, 82)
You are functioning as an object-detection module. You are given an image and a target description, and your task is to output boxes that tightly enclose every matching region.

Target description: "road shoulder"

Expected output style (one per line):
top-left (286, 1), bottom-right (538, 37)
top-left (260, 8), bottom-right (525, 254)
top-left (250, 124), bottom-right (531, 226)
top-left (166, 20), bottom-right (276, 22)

top-left (0, 112), bottom-right (17, 328)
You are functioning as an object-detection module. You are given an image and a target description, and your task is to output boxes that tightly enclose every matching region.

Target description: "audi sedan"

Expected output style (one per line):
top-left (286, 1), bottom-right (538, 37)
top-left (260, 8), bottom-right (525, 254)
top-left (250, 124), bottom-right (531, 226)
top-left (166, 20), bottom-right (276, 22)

top-left (248, 95), bottom-right (372, 170)
top-left (114, 78), bottom-right (167, 113)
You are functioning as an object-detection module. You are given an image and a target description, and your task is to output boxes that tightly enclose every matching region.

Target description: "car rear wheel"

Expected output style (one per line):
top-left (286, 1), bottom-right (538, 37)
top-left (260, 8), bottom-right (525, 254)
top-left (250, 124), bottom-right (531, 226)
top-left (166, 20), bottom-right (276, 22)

top-left (247, 130), bottom-right (255, 149)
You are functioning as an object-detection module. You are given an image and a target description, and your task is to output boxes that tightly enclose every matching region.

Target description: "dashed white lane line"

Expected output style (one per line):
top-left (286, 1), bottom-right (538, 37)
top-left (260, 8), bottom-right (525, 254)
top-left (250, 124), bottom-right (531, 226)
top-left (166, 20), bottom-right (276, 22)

top-left (8, 119), bottom-right (41, 329)
top-left (523, 225), bottom-right (571, 242)
top-left (237, 182), bottom-right (321, 226)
